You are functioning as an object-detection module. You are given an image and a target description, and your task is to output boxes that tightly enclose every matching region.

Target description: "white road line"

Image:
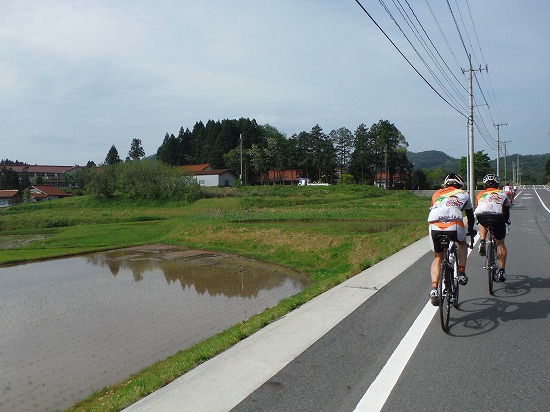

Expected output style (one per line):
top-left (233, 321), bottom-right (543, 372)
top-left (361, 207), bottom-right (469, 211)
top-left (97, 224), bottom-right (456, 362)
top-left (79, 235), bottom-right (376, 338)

top-left (354, 240), bottom-right (476, 412)
top-left (353, 301), bottom-right (436, 412)
top-left (533, 187), bottom-right (550, 213)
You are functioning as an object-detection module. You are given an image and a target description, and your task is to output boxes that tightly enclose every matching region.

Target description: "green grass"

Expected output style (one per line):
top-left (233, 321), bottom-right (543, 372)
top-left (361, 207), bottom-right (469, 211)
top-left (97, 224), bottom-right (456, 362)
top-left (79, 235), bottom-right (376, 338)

top-left (0, 185), bottom-right (430, 411)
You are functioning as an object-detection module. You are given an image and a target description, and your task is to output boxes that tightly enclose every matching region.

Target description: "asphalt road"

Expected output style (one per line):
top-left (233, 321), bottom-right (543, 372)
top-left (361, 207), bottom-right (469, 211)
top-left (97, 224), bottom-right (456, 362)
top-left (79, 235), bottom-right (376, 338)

top-left (126, 186), bottom-right (550, 412)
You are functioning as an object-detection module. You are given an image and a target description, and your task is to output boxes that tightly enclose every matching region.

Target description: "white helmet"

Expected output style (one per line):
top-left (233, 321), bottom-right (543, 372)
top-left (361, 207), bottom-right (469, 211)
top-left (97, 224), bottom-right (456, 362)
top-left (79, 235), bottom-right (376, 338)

top-left (444, 173), bottom-right (465, 188)
top-left (483, 174), bottom-right (499, 187)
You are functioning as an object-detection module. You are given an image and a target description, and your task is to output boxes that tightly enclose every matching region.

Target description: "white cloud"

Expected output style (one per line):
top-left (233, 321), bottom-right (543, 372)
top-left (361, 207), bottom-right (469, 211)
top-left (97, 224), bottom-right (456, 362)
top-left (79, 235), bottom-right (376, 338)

top-left (0, 0), bottom-right (548, 164)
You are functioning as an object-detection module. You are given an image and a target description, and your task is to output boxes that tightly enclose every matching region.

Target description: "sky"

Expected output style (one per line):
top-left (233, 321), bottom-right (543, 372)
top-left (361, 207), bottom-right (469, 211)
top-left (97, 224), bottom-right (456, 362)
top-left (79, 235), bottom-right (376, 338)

top-left (1, 0), bottom-right (548, 166)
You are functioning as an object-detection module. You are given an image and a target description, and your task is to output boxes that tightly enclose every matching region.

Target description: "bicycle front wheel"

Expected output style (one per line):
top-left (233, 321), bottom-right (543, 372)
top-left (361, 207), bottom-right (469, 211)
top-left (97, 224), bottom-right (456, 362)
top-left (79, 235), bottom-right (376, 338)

top-left (439, 263), bottom-right (451, 332)
top-left (452, 275), bottom-right (460, 308)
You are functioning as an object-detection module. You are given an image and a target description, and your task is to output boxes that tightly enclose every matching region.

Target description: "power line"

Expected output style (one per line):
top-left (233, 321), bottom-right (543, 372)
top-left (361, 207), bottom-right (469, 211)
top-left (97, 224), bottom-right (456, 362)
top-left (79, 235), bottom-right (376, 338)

top-left (354, 0), bottom-right (506, 159)
top-left (381, 0), bottom-right (467, 112)
top-left (354, 0), bottom-right (468, 118)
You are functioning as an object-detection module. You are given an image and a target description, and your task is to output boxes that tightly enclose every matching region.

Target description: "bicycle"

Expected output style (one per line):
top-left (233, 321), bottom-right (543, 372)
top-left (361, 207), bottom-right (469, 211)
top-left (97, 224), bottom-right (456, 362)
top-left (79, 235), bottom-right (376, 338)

top-left (483, 221), bottom-right (509, 295)
top-left (483, 224), bottom-right (498, 295)
top-left (435, 234), bottom-right (460, 332)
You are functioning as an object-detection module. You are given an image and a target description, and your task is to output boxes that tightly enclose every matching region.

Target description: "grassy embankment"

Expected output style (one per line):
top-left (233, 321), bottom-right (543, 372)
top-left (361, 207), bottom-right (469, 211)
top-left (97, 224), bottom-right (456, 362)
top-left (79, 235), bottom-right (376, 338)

top-left (0, 185), bottom-right (430, 411)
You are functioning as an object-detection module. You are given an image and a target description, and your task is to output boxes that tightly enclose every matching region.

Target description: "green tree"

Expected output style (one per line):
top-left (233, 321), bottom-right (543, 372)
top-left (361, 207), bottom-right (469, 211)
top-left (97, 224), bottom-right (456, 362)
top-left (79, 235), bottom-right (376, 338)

top-left (352, 120), bottom-right (412, 188)
top-left (87, 164), bottom-right (118, 199)
top-left (128, 138), bottom-right (145, 161)
top-left (339, 173), bottom-right (354, 185)
top-left (259, 125), bottom-right (289, 184)
top-left (247, 143), bottom-right (269, 185)
top-left (350, 123), bottom-right (374, 184)
top-left (308, 125), bottom-right (336, 183)
top-left (408, 169), bottom-right (429, 190)
top-left (392, 147), bottom-right (414, 189)
top-left (458, 150), bottom-right (491, 187)
top-left (286, 131), bottom-right (312, 181)
top-left (367, 120), bottom-right (410, 188)
top-left (20, 168), bottom-right (32, 189)
top-left (157, 133), bottom-right (179, 166)
top-left (177, 127), bottom-right (193, 165)
top-left (329, 127), bottom-right (354, 178)
top-left (424, 168), bottom-right (447, 189)
top-left (105, 145), bottom-right (122, 165)
top-left (0, 166), bottom-right (20, 189)
top-left (223, 147), bottom-right (243, 180)
top-left (118, 160), bottom-right (199, 200)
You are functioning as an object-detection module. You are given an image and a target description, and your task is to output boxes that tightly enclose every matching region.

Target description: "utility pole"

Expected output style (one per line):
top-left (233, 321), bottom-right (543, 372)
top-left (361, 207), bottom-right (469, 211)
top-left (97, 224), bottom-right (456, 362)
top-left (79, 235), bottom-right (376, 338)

top-left (462, 55), bottom-right (487, 201)
top-left (517, 153), bottom-right (520, 186)
top-left (239, 133), bottom-right (243, 183)
top-left (494, 123), bottom-right (508, 179)
top-left (384, 143), bottom-right (389, 189)
top-left (502, 140), bottom-right (512, 185)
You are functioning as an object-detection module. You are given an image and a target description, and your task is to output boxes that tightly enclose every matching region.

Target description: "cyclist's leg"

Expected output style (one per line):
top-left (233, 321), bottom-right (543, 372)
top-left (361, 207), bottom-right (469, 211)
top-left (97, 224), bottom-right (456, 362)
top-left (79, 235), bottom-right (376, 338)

top-left (456, 225), bottom-right (467, 267)
top-left (431, 251), bottom-right (443, 286)
top-left (478, 221), bottom-right (487, 240)
top-left (494, 217), bottom-right (508, 281)
top-left (454, 225), bottom-right (469, 285)
top-left (496, 239), bottom-right (507, 268)
top-left (476, 217), bottom-right (488, 255)
top-left (429, 226), bottom-right (444, 304)
top-left (430, 250), bottom-right (443, 305)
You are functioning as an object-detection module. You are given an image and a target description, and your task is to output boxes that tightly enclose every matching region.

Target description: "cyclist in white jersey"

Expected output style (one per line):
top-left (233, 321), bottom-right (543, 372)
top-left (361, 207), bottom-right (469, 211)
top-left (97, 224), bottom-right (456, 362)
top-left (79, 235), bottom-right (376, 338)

top-left (475, 174), bottom-right (511, 281)
top-left (427, 174), bottom-right (476, 305)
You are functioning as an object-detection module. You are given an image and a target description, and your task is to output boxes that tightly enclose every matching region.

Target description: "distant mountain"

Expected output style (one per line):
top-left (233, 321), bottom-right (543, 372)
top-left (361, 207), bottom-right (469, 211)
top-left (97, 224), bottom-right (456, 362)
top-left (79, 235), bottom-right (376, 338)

top-left (490, 153), bottom-right (549, 185)
top-left (407, 150), bottom-right (549, 184)
top-left (407, 150), bottom-right (459, 171)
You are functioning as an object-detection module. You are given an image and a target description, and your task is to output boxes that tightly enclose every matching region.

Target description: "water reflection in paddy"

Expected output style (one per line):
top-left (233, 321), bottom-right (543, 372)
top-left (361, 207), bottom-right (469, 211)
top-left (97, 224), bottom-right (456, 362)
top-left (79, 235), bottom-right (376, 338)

top-left (0, 245), bottom-right (309, 412)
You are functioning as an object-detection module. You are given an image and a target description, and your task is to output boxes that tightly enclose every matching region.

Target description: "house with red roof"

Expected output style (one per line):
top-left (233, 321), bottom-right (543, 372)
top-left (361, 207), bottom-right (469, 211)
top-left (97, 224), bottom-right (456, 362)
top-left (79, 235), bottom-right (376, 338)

top-left (29, 185), bottom-right (71, 201)
top-left (0, 190), bottom-right (23, 208)
top-left (266, 169), bottom-right (303, 185)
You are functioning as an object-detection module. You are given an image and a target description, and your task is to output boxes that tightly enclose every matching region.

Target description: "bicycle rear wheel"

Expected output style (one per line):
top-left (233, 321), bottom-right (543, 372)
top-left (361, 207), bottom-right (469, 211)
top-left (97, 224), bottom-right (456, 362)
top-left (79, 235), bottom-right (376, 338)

top-left (487, 239), bottom-right (495, 295)
top-left (439, 262), bottom-right (451, 332)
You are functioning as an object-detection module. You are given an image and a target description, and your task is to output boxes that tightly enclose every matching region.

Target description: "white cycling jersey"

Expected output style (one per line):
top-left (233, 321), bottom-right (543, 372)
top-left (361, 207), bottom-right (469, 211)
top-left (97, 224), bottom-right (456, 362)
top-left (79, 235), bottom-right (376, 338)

top-left (428, 187), bottom-right (472, 225)
top-left (475, 189), bottom-right (510, 216)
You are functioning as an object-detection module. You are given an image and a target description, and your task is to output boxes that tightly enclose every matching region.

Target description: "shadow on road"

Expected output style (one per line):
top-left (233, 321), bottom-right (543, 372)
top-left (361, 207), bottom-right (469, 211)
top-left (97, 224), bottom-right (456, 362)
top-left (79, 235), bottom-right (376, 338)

top-left (444, 274), bottom-right (550, 337)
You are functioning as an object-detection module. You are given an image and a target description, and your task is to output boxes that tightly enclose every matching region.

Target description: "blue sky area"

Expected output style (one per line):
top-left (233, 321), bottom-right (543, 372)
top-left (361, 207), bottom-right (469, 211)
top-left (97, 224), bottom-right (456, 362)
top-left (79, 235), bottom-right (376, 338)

top-left (1, 0), bottom-right (548, 165)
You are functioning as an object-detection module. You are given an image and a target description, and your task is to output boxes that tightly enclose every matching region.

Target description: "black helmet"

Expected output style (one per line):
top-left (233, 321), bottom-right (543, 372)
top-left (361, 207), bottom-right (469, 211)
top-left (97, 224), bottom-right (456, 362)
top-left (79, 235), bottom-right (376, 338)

top-left (444, 173), bottom-right (465, 188)
top-left (483, 174), bottom-right (499, 188)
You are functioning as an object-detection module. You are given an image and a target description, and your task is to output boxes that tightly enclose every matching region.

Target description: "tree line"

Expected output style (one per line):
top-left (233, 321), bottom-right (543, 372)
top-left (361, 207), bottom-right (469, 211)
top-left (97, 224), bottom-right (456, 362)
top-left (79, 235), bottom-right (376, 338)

top-left (152, 118), bottom-right (413, 187)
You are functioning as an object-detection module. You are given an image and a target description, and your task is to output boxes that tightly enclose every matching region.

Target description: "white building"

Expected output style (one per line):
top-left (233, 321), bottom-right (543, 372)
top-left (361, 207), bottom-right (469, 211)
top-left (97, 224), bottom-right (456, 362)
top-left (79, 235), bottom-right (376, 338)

top-left (180, 164), bottom-right (236, 187)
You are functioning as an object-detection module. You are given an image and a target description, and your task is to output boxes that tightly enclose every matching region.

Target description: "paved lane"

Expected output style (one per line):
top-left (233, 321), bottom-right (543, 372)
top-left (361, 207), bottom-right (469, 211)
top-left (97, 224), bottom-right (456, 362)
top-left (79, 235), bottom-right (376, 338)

top-left (232, 187), bottom-right (550, 412)
top-left (126, 187), bottom-right (550, 411)
top-left (380, 186), bottom-right (550, 411)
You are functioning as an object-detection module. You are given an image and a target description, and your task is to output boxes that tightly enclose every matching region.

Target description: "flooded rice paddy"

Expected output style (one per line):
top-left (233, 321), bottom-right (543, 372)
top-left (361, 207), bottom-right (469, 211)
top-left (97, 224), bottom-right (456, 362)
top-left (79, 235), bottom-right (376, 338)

top-left (0, 245), bottom-right (309, 412)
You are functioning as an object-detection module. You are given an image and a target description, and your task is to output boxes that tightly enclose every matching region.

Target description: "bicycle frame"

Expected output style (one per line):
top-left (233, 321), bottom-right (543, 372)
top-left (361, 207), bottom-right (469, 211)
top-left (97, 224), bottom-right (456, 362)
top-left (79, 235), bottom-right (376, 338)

top-left (437, 235), bottom-right (459, 332)
top-left (484, 225), bottom-right (499, 295)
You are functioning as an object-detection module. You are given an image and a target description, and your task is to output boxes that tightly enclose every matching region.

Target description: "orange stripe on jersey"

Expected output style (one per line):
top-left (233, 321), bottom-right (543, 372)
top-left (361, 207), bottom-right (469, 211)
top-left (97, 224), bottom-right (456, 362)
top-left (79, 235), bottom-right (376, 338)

top-left (431, 220), bottom-right (465, 230)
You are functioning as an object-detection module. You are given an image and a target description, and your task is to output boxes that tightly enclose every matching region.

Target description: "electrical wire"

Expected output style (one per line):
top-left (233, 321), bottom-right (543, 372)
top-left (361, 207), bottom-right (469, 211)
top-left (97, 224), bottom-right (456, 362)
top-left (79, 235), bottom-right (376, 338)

top-left (353, 0), bottom-right (467, 119)
top-left (354, 0), bottom-right (507, 156)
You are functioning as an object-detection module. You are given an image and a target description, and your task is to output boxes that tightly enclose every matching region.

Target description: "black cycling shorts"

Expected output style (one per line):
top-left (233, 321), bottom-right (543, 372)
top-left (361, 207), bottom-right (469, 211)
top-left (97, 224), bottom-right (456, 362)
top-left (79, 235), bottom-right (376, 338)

top-left (477, 214), bottom-right (506, 240)
top-left (430, 228), bottom-right (459, 253)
